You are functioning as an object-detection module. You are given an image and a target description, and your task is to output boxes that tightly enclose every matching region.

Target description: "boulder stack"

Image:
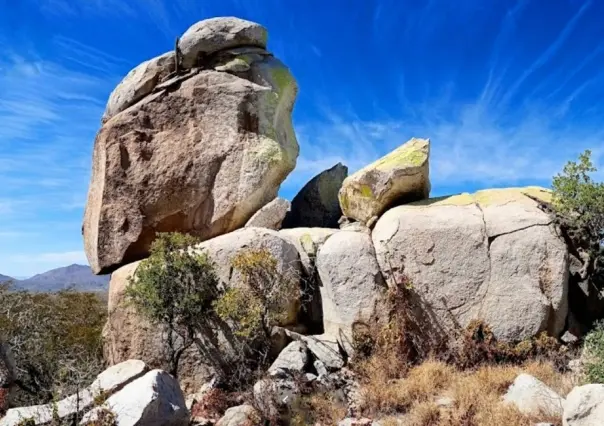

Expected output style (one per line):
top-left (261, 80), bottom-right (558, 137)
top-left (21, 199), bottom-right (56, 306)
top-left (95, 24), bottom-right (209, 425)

top-left (83, 17), bottom-right (299, 274)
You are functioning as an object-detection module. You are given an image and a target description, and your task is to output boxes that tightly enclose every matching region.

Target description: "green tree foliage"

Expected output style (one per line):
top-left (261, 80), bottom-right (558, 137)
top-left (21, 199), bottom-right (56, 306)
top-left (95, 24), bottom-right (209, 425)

top-left (0, 285), bottom-right (106, 407)
top-left (214, 248), bottom-right (300, 341)
top-left (125, 232), bottom-right (219, 376)
top-left (583, 320), bottom-right (604, 384)
top-left (552, 149), bottom-right (604, 250)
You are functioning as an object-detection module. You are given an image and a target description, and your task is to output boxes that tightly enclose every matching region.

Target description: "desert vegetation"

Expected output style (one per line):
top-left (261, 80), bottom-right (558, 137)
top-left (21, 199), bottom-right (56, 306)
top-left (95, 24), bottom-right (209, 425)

top-left (0, 284), bottom-right (106, 408)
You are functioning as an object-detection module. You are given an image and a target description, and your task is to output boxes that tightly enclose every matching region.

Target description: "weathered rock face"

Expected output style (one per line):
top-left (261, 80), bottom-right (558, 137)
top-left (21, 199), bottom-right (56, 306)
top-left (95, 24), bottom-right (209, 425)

top-left (83, 18), bottom-right (298, 275)
top-left (339, 138), bottom-right (430, 224)
top-left (282, 163), bottom-right (348, 229)
top-left (82, 369), bottom-right (189, 426)
top-left (372, 187), bottom-right (568, 343)
top-left (245, 197), bottom-right (290, 230)
top-left (563, 384), bottom-right (604, 426)
top-left (179, 17), bottom-right (268, 69)
top-left (103, 228), bottom-right (304, 393)
top-left (316, 229), bottom-right (387, 348)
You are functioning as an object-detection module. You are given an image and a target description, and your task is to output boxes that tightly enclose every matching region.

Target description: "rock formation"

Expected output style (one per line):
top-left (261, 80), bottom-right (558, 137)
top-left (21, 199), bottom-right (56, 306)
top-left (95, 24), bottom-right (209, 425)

top-left (339, 138), bottom-right (430, 224)
top-left (372, 187), bottom-right (568, 343)
top-left (83, 17), bottom-right (299, 274)
top-left (282, 163), bottom-right (348, 229)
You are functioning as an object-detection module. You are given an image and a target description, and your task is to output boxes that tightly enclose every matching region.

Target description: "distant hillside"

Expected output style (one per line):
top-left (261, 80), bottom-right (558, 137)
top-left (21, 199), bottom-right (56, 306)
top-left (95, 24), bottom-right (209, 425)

top-left (13, 264), bottom-right (110, 292)
top-left (0, 273), bottom-right (14, 283)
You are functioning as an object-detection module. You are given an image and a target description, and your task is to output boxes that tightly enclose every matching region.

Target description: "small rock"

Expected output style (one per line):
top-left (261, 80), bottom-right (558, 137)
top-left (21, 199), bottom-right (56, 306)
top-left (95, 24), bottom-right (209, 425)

top-left (268, 341), bottom-right (309, 377)
top-left (563, 384), bottom-right (604, 426)
top-left (245, 198), bottom-right (291, 230)
top-left (314, 360), bottom-right (328, 377)
top-left (503, 374), bottom-right (565, 417)
top-left (562, 330), bottom-right (579, 344)
top-left (435, 396), bottom-right (455, 407)
top-left (253, 378), bottom-right (300, 420)
top-left (338, 418), bottom-right (374, 426)
top-left (216, 404), bottom-right (262, 426)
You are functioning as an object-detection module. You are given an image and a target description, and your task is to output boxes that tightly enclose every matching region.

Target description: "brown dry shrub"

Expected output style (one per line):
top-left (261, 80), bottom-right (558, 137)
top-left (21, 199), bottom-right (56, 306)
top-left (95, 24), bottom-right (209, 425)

top-left (357, 360), bottom-right (567, 426)
top-left (190, 388), bottom-right (239, 421)
top-left (290, 392), bottom-right (347, 426)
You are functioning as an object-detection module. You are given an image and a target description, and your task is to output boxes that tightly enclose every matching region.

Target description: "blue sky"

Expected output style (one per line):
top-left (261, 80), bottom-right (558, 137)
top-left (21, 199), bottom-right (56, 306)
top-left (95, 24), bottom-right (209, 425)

top-left (1, 0), bottom-right (603, 277)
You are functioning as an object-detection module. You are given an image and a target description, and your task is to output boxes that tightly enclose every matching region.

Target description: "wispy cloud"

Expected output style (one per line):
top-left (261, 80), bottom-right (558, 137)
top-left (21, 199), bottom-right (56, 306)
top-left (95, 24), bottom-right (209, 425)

top-left (284, 99), bottom-right (604, 197)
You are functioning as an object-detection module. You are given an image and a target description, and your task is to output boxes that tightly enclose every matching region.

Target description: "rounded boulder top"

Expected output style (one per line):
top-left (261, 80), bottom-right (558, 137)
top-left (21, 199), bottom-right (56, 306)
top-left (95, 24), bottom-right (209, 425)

top-left (179, 17), bottom-right (268, 68)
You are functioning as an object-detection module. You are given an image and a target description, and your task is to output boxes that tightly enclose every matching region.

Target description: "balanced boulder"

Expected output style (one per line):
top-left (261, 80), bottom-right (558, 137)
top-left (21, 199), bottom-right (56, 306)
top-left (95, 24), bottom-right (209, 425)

top-left (282, 163), bottom-right (348, 229)
top-left (179, 17), bottom-right (268, 69)
top-left (83, 19), bottom-right (299, 274)
top-left (372, 187), bottom-right (568, 343)
top-left (339, 138), bottom-right (430, 224)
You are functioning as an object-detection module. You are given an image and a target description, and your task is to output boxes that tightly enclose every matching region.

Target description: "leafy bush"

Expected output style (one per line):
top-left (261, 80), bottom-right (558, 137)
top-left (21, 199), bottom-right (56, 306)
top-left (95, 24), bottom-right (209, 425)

top-left (552, 150), bottom-right (604, 245)
top-left (583, 320), bottom-right (604, 383)
top-left (214, 248), bottom-right (300, 341)
top-left (125, 232), bottom-right (219, 376)
top-left (552, 149), bottom-right (604, 285)
top-left (0, 285), bottom-right (106, 407)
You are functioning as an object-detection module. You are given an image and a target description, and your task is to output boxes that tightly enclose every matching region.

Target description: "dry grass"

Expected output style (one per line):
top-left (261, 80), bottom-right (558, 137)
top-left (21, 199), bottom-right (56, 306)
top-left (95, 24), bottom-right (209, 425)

top-left (290, 392), bottom-right (348, 426)
top-left (356, 358), bottom-right (568, 426)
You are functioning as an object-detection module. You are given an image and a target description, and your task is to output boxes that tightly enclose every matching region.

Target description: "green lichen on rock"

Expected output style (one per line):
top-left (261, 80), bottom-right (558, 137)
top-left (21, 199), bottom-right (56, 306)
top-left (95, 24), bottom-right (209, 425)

top-left (269, 66), bottom-right (294, 96)
top-left (359, 184), bottom-right (374, 199)
top-left (372, 138), bottom-right (429, 172)
top-left (405, 186), bottom-right (552, 209)
top-left (253, 138), bottom-right (282, 164)
top-left (299, 233), bottom-right (316, 255)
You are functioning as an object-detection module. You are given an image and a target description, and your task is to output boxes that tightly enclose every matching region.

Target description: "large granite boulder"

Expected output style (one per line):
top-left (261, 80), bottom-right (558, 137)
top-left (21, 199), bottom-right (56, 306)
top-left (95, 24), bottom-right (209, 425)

top-left (339, 138), bottom-right (430, 224)
top-left (316, 229), bottom-right (387, 349)
top-left (372, 187), bottom-right (568, 343)
top-left (83, 20), bottom-right (298, 274)
top-left (103, 228), bottom-right (303, 393)
top-left (282, 163), bottom-right (348, 229)
top-left (179, 17), bottom-right (268, 69)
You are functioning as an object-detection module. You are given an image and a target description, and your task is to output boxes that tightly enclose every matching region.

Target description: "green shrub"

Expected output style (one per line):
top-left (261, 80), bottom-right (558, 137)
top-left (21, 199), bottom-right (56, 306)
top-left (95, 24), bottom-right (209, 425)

top-left (126, 232), bottom-right (219, 375)
top-left (583, 320), bottom-right (604, 383)
top-left (214, 248), bottom-right (300, 341)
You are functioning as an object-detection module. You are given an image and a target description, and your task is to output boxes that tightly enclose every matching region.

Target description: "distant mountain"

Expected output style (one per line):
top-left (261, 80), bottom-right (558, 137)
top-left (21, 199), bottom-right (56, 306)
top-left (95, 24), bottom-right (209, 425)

top-left (0, 273), bottom-right (14, 283)
top-left (13, 264), bottom-right (110, 292)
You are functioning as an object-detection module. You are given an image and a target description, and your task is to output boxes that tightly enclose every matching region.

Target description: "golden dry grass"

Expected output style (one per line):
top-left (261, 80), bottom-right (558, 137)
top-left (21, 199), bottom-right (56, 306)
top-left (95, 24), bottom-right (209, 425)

top-left (356, 357), bottom-right (568, 426)
top-left (290, 392), bottom-right (348, 426)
